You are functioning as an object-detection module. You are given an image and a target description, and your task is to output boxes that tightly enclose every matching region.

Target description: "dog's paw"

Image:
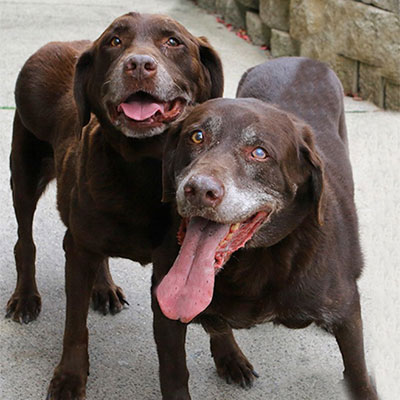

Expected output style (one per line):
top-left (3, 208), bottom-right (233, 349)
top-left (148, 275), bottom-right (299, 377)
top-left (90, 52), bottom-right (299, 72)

top-left (214, 351), bottom-right (259, 388)
top-left (91, 283), bottom-right (128, 315)
top-left (6, 291), bottom-right (41, 323)
top-left (46, 372), bottom-right (86, 400)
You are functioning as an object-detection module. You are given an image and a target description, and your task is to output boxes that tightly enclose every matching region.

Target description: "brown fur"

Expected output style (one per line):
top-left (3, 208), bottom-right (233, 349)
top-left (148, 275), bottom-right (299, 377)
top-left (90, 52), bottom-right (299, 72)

top-left (6, 12), bottom-right (223, 399)
top-left (152, 58), bottom-right (378, 399)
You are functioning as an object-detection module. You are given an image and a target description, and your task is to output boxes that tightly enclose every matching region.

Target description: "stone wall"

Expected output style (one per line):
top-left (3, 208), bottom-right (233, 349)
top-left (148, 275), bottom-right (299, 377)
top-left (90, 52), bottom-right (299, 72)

top-left (196, 0), bottom-right (400, 110)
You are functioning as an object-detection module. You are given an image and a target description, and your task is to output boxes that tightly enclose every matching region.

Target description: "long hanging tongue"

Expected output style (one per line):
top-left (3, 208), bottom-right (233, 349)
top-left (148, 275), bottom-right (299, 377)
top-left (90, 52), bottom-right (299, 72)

top-left (156, 217), bottom-right (230, 323)
top-left (119, 98), bottom-right (165, 121)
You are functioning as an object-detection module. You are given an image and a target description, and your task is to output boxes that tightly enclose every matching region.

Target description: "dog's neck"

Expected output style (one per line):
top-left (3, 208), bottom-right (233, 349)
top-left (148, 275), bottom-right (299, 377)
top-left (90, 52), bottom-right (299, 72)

top-left (105, 131), bottom-right (165, 161)
top-left (215, 210), bottom-right (323, 302)
top-left (250, 180), bottom-right (319, 250)
top-left (83, 120), bottom-right (166, 162)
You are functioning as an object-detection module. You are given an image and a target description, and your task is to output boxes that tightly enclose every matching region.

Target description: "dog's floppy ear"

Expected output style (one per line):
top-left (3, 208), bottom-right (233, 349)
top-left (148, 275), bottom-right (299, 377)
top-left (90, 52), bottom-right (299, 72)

top-left (73, 49), bottom-right (93, 135)
top-left (299, 124), bottom-right (326, 226)
top-left (162, 120), bottom-right (184, 203)
top-left (197, 36), bottom-right (224, 99)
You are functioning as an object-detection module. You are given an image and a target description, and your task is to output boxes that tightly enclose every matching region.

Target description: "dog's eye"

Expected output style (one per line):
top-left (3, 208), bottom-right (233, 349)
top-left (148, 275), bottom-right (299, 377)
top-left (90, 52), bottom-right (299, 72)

top-left (251, 147), bottom-right (268, 160)
top-left (190, 130), bottom-right (204, 144)
top-left (166, 37), bottom-right (180, 47)
top-left (110, 36), bottom-right (122, 47)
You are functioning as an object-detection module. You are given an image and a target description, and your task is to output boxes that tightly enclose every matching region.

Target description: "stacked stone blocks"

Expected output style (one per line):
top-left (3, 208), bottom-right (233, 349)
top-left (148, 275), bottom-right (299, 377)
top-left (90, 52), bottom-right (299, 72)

top-left (196, 0), bottom-right (400, 110)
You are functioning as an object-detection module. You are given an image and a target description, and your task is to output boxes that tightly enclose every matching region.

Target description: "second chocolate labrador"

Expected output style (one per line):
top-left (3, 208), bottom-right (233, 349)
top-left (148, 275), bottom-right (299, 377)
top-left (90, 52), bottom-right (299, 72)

top-left (152, 57), bottom-right (377, 400)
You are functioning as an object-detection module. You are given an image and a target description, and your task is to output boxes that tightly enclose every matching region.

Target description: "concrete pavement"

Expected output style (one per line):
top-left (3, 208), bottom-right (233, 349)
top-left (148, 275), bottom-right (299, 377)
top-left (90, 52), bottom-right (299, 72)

top-left (0, 1), bottom-right (399, 399)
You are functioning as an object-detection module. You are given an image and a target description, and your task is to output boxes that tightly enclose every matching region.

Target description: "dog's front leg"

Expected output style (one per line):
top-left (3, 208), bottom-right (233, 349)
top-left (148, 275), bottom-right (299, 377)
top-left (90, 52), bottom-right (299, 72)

top-left (209, 329), bottom-right (259, 388)
top-left (200, 316), bottom-right (259, 388)
top-left (333, 291), bottom-right (378, 400)
top-left (152, 288), bottom-right (191, 400)
top-left (47, 230), bottom-right (102, 400)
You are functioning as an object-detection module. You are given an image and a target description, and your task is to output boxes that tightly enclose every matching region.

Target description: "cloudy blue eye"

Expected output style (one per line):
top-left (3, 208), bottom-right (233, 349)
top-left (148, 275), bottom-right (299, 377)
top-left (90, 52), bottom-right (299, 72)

top-left (191, 130), bottom-right (204, 144)
top-left (251, 147), bottom-right (268, 160)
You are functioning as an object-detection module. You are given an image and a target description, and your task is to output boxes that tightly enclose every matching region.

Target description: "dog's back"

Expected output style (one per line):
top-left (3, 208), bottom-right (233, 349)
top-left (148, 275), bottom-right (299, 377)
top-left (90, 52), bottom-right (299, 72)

top-left (236, 57), bottom-right (345, 141)
top-left (15, 41), bottom-right (90, 143)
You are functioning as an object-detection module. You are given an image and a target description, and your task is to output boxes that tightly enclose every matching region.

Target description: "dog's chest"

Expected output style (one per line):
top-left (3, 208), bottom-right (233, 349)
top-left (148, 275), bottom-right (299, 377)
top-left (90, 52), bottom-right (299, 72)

top-left (69, 155), bottom-right (169, 263)
top-left (210, 290), bottom-right (318, 331)
top-left (209, 288), bottom-right (277, 330)
top-left (211, 270), bottom-right (318, 330)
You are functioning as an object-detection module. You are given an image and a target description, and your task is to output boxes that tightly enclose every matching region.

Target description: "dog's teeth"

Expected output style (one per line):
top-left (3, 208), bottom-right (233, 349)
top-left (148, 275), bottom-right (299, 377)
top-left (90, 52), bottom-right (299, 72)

top-left (230, 223), bottom-right (240, 232)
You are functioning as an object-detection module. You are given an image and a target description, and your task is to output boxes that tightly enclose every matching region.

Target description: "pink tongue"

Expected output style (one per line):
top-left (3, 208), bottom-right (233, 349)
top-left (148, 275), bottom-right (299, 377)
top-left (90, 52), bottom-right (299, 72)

top-left (156, 217), bottom-right (230, 323)
top-left (119, 99), bottom-right (164, 121)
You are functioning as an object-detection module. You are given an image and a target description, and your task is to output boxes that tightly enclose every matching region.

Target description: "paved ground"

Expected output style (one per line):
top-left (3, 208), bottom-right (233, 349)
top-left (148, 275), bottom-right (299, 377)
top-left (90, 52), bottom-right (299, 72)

top-left (0, 1), bottom-right (399, 399)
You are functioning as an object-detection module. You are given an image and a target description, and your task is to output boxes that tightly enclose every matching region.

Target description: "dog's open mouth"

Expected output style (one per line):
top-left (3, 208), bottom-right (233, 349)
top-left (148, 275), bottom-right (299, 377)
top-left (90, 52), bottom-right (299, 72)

top-left (156, 211), bottom-right (268, 323)
top-left (116, 91), bottom-right (185, 127)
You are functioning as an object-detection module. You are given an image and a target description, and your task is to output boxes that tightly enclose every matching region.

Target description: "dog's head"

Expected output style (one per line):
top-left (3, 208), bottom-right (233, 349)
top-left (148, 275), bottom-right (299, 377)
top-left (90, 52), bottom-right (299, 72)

top-left (157, 98), bottom-right (325, 323)
top-left (74, 12), bottom-right (223, 140)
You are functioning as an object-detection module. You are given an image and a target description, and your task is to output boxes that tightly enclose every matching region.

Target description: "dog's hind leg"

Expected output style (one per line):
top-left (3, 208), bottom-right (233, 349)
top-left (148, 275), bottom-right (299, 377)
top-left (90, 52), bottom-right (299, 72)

top-left (332, 291), bottom-right (378, 400)
top-left (6, 111), bottom-right (55, 323)
top-left (208, 327), bottom-right (259, 388)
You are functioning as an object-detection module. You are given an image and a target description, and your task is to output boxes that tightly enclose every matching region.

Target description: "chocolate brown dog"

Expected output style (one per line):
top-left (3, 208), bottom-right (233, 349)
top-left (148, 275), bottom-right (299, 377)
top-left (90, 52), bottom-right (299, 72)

top-left (7, 12), bottom-right (223, 399)
top-left (152, 57), bottom-right (377, 399)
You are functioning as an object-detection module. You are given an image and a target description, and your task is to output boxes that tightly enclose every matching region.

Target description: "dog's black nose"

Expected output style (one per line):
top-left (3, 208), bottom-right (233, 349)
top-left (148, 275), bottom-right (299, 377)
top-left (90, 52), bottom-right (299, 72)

top-left (124, 55), bottom-right (157, 79)
top-left (184, 175), bottom-right (225, 208)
